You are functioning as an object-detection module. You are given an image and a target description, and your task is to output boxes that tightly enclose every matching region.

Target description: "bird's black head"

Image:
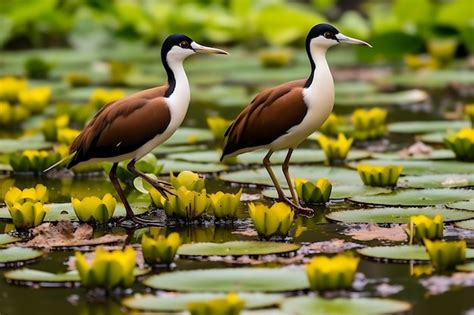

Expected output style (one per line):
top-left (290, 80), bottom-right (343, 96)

top-left (305, 23), bottom-right (371, 52)
top-left (161, 34), bottom-right (195, 63)
top-left (307, 23), bottom-right (340, 42)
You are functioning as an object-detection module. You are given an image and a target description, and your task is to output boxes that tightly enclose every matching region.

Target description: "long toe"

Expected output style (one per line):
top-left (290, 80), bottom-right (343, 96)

top-left (280, 197), bottom-right (314, 217)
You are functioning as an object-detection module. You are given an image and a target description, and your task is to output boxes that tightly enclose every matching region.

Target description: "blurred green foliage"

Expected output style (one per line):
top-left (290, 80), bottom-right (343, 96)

top-left (0, 0), bottom-right (472, 62)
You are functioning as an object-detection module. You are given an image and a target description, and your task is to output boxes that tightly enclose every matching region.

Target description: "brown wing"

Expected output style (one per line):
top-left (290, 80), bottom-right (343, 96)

top-left (221, 80), bottom-right (307, 159)
top-left (67, 86), bottom-right (170, 168)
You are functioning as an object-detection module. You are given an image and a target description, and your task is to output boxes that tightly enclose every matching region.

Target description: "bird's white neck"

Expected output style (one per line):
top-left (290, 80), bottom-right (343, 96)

top-left (166, 58), bottom-right (190, 106)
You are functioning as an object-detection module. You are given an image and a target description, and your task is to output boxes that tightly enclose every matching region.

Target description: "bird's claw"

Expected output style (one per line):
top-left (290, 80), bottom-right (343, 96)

top-left (279, 197), bottom-right (314, 217)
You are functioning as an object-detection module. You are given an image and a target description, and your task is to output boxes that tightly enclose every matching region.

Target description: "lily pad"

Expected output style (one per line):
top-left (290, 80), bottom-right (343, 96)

top-left (160, 159), bottom-right (229, 174)
top-left (4, 268), bottom-right (150, 287)
top-left (372, 149), bottom-right (455, 160)
top-left (165, 127), bottom-right (214, 145)
top-left (153, 144), bottom-right (207, 155)
top-left (350, 159), bottom-right (474, 175)
top-left (455, 219), bottom-right (474, 231)
top-left (262, 185), bottom-right (390, 200)
top-left (177, 241), bottom-right (300, 257)
top-left (358, 245), bottom-right (474, 262)
top-left (0, 234), bottom-right (20, 246)
top-left (326, 207), bottom-right (474, 224)
top-left (349, 189), bottom-right (473, 206)
top-left (281, 297), bottom-right (411, 315)
top-left (143, 267), bottom-right (308, 292)
top-left (390, 70), bottom-right (474, 88)
top-left (220, 166), bottom-right (361, 187)
top-left (0, 247), bottom-right (43, 267)
top-left (448, 200), bottom-right (474, 211)
top-left (388, 120), bottom-right (469, 134)
top-left (399, 174), bottom-right (474, 189)
top-left (336, 89), bottom-right (428, 106)
top-left (456, 262), bottom-right (474, 272)
top-left (169, 149), bottom-right (370, 165)
top-left (122, 292), bottom-right (283, 312)
top-left (0, 139), bottom-right (52, 154)
top-left (417, 132), bottom-right (445, 144)
top-left (0, 203), bottom-right (149, 222)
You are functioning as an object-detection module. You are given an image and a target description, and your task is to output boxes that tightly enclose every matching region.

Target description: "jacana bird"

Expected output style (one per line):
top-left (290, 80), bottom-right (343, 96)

top-left (221, 24), bottom-right (371, 215)
top-left (54, 35), bottom-right (227, 224)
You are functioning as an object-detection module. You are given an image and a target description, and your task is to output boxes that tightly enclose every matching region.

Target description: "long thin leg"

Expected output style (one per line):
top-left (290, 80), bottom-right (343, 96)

top-left (282, 148), bottom-right (300, 205)
top-left (109, 162), bottom-right (138, 221)
top-left (263, 150), bottom-right (286, 200)
top-left (127, 159), bottom-right (175, 198)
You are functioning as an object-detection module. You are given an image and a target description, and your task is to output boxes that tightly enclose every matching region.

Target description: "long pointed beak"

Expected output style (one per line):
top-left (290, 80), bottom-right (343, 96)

top-left (336, 33), bottom-right (372, 48)
top-left (191, 42), bottom-right (229, 55)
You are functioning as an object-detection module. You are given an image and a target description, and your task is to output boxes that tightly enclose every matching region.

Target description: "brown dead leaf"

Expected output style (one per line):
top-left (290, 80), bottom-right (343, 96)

top-left (399, 141), bottom-right (432, 158)
top-left (300, 239), bottom-right (361, 255)
top-left (232, 228), bottom-right (258, 237)
top-left (346, 224), bottom-right (407, 242)
top-left (23, 221), bottom-right (126, 249)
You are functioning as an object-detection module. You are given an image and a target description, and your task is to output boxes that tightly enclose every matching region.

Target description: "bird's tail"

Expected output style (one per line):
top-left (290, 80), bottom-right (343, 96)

top-left (43, 152), bottom-right (75, 174)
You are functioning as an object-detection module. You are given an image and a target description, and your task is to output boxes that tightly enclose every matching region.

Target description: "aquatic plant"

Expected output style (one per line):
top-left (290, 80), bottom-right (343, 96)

top-left (258, 48), bottom-right (293, 68)
top-left (5, 184), bottom-right (48, 208)
top-left (206, 116), bottom-right (232, 140)
top-left (0, 101), bottom-right (30, 126)
top-left (7, 201), bottom-right (48, 230)
top-left (209, 189), bottom-right (242, 220)
top-left (64, 72), bottom-right (91, 87)
top-left (351, 107), bottom-right (387, 140)
top-left (248, 202), bottom-right (294, 238)
top-left (41, 115), bottom-right (69, 142)
top-left (141, 229), bottom-right (181, 265)
top-left (318, 133), bottom-right (353, 165)
top-left (57, 128), bottom-right (81, 145)
top-left (71, 194), bottom-right (117, 224)
top-left (170, 170), bottom-right (206, 191)
top-left (319, 113), bottom-right (343, 136)
top-left (444, 128), bottom-right (474, 161)
top-left (464, 104), bottom-right (474, 126)
top-left (18, 87), bottom-right (51, 114)
top-left (357, 164), bottom-right (403, 187)
top-left (294, 177), bottom-right (332, 204)
top-left (408, 215), bottom-right (443, 244)
top-left (424, 239), bottom-right (466, 271)
top-left (89, 88), bottom-right (125, 108)
top-left (404, 54), bottom-right (440, 70)
top-left (75, 246), bottom-right (136, 289)
top-left (24, 57), bottom-right (52, 79)
top-left (305, 253), bottom-right (360, 291)
top-left (9, 150), bottom-right (62, 174)
top-left (162, 187), bottom-right (210, 221)
top-left (0, 76), bottom-right (27, 102)
top-left (187, 292), bottom-right (245, 315)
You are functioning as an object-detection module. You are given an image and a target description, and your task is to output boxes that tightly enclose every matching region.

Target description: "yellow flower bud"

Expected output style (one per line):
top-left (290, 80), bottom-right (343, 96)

top-left (187, 292), bottom-right (245, 315)
top-left (424, 239), bottom-right (466, 271)
top-left (8, 201), bottom-right (48, 230)
top-left (318, 133), bottom-right (353, 165)
top-left (18, 87), bottom-right (51, 114)
top-left (142, 231), bottom-right (181, 265)
top-left (294, 177), bottom-right (332, 204)
top-left (162, 187), bottom-right (210, 221)
top-left (89, 88), bottom-right (124, 108)
top-left (71, 194), bottom-right (117, 223)
top-left (305, 253), bottom-right (359, 291)
top-left (248, 202), bottom-right (294, 237)
top-left (408, 215), bottom-right (443, 244)
top-left (207, 116), bottom-right (232, 140)
top-left (170, 170), bottom-right (205, 191)
top-left (209, 189), bottom-right (242, 220)
top-left (357, 164), bottom-right (403, 187)
top-left (444, 128), bottom-right (474, 161)
top-left (5, 184), bottom-right (48, 209)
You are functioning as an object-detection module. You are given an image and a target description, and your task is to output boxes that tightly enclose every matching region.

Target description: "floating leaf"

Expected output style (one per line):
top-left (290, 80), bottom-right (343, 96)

top-left (177, 241), bottom-right (300, 257)
top-left (455, 219), bottom-right (474, 231)
top-left (122, 292), bottom-right (283, 312)
top-left (0, 234), bottom-right (20, 246)
top-left (456, 262), bottom-right (474, 272)
top-left (336, 89), bottom-right (428, 106)
top-left (349, 189), bottom-right (473, 206)
top-left (0, 247), bottom-right (43, 267)
top-left (143, 267), bottom-right (308, 292)
top-left (262, 185), bottom-right (390, 200)
top-left (165, 127), bottom-right (214, 145)
top-left (448, 199), bottom-right (474, 211)
top-left (399, 174), bottom-right (474, 188)
top-left (350, 159), bottom-right (474, 175)
top-left (326, 207), bottom-right (474, 224)
top-left (0, 139), bottom-right (52, 154)
top-left (372, 150), bottom-right (455, 160)
top-left (358, 245), bottom-right (474, 262)
top-left (281, 297), bottom-right (411, 315)
top-left (160, 159), bottom-right (229, 174)
top-left (388, 120), bottom-right (469, 134)
top-left (418, 132), bottom-right (445, 144)
top-left (153, 144), bottom-right (207, 155)
top-left (389, 70), bottom-right (474, 88)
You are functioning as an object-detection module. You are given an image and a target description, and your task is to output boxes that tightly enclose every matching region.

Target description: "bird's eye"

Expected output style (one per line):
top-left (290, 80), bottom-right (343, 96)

top-left (179, 41), bottom-right (190, 48)
top-left (324, 32), bottom-right (332, 39)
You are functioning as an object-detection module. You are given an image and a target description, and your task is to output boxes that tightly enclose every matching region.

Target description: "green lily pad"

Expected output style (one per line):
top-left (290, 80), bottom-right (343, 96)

top-left (350, 159), bottom-right (474, 175)
top-left (281, 297), bottom-right (411, 315)
top-left (399, 174), bottom-right (474, 188)
top-left (455, 219), bottom-right (474, 231)
top-left (220, 166), bottom-right (361, 187)
top-left (0, 139), bottom-right (52, 154)
top-left (165, 127), bottom-right (214, 145)
top-left (326, 207), bottom-right (474, 224)
top-left (177, 241), bottom-right (300, 257)
top-left (336, 89), bottom-right (428, 106)
top-left (448, 200), bottom-right (474, 211)
top-left (388, 120), bottom-right (469, 134)
top-left (456, 262), bottom-right (474, 272)
top-left (372, 149), bottom-right (455, 160)
top-left (170, 149), bottom-right (370, 165)
top-left (0, 234), bottom-right (20, 246)
top-left (0, 203), bottom-right (149, 222)
top-left (160, 159), bottom-right (229, 174)
top-left (390, 70), bottom-right (474, 88)
top-left (153, 144), bottom-right (208, 155)
top-left (417, 132), bottom-right (445, 144)
top-left (122, 292), bottom-right (283, 312)
top-left (262, 185), bottom-right (390, 200)
top-left (358, 245), bottom-right (474, 262)
top-left (0, 247), bottom-right (43, 267)
top-left (349, 188), bottom-right (473, 206)
top-left (4, 268), bottom-right (150, 287)
top-left (143, 267), bottom-right (308, 292)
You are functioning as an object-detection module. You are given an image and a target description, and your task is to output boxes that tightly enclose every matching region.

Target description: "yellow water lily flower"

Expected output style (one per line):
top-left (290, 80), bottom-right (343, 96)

top-left (209, 189), bottom-right (242, 220)
top-left (248, 202), bottom-right (294, 238)
top-left (0, 102), bottom-right (30, 126)
top-left (41, 115), bottom-right (69, 142)
top-left (318, 133), bottom-right (353, 165)
top-left (5, 184), bottom-right (48, 209)
top-left (464, 104), bottom-right (474, 126)
top-left (75, 246), bottom-right (136, 289)
top-left (142, 230), bottom-right (181, 265)
top-left (10, 150), bottom-right (62, 174)
top-left (294, 177), bottom-right (332, 204)
top-left (18, 87), bottom-right (51, 114)
top-left (319, 113), bottom-right (343, 136)
top-left (357, 164), bottom-right (403, 187)
top-left (410, 264), bottom-right (433, 277)
top-left (351, 108), bottom-right (387, 140)
top-left (8, 201), bottom-right (48, 230)
top-left (305, 253), bottom-right (360, 291)
top-left (444, 128), bottom-right (474, 161)
top-left (206, 116), bottom-right (232, 140)
top-left (187, 292), bottom-right (245, 315)
top-left (162, 187), bottom-right (210, 220)
top-left (424, 239), bottom-right (466, 271)
top-left (57, 127), bottom-right (81, 145)
top-left (258, 48), bottom-right (293, 68)
top-left (404, 54), bottom-right (440, 70)
top-left (408, 215), bottom-right (443, 244)
top-left (170, 170), bottom-right (205, 191)
top-left (89, 88), bottom-right (124, 108)
top-left (0, 76), bottom-right (27, 102)
top-left (71, 194), bottom-right (117, 223)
